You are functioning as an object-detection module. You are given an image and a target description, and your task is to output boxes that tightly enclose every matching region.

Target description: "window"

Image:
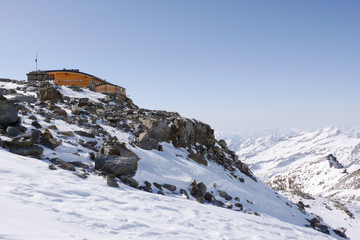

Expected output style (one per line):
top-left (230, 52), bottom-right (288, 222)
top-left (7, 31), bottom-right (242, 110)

top-left (64, 80), bottom-right (66, 82)
top-left (69, 80), bottom-right (72, 83)
top-left (74, 79), bottom-right (77, 82)
top-left (80, 79), bottom-right (82, 82)
top-left (58, 80), bottom-right (61, 83)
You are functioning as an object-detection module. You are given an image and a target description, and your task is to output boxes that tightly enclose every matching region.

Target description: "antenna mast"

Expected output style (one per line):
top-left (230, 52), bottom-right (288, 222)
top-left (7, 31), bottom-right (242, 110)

top-left (35, 54), bottom-right (38, 71)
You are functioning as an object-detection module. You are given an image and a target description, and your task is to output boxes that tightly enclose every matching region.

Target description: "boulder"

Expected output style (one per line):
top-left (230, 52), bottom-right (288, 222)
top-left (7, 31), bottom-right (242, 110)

top-left (0, 101), bottom-right (18, 125)
top-left (99, 143), bottom-right (139, 159)
top-left (6, 126), bottom-right (23, 137)
top-left (119, 175), bottom-right (139, 188)
top-left (188, 152), bottom-right (207, 166)
top-left (219, 190), bottom-right (233, 200)
top-left (190, 181), bottom-right (207, 203)
top-left (95, 155), bottom-right (139, 177)
top-left (106, 175), bottom-right (119, 188)
top-left (9, 144), bottom-right (43, 157)
top-left (53, 109), bottom-right (68, 117)
top-left (59, 131), bottom-right (74, 137)
top-left (75, 130), bottom-right (96, 138)
top-left (163, 184), bottom-right (177, 192)
top-left (49, 158), bottom-right (76, 171)
top-left (40, 131), bottom-right (62, 149)
top-left (31, 121), bottom-right (42, 129)
top-left (37, 87), bottom-right (63, 102)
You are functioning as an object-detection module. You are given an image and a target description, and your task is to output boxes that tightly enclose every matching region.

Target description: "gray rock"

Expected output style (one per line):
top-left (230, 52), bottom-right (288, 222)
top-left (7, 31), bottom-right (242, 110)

top-left (163, 184), bottom-right (177, 192)
top-left (49, 165), bottom-right (57, 170)
top-left (0, 101), bottom-right (18, 125)
top-left (31, 121), bottom-right (42, 129)
top-left (53, 109), bottom-right (68, 117)
top-left (99, 143), bottom-right (139, 159)
top-left (106, 175), bottom-right (119, 188)
top-left (153, 182), bottom-right (163, 190)
top-left (119, 175), bottom-right (139, 188)
top-left (211, 199), bottom-right (225, 207)
top-left (6, 126), bottom-right (23, 137)
top-left (219, 190), bottom-right (233, 200)
top-left (188, 152), bottom-right (207, 166)
top-left (157, 190), bottom-right (165, 195)
top-left (37, 87), bottom-right (63, 102)
top-left (9, 144), bottom-right (43, 157)
top-left (235, 203), bottom-right (243, 210)
top-left (75, 130), bottom-right (96, 138)
top-left (95, 155), bottom-right (139, 177)
top-left (68, 161), bottom-right (90, 168)
top-left (190, 182), bottom-right (207, 202)
top-left (204, 192), bottom-right (213, 202)
top-left (50, 158), bottom-right (76, 171)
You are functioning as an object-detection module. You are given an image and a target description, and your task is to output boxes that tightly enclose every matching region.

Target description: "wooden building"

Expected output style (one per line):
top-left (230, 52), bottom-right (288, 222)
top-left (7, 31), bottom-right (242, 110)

top-left (27, 69), bottom-right (126, 95)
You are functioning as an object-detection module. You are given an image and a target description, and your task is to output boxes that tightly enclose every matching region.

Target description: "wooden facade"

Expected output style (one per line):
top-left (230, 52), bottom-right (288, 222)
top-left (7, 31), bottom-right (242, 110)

top-left (27, 69), bottom-right (126, 96)
top-left (95, 83), bottom-right (126, 95)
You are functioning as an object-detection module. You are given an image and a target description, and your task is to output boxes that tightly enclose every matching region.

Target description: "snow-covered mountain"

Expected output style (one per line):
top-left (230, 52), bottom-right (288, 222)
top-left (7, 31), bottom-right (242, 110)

top-left (0, 78), bottom-right (349, 239)
top-left (218, 127), bottom-right (360, 239)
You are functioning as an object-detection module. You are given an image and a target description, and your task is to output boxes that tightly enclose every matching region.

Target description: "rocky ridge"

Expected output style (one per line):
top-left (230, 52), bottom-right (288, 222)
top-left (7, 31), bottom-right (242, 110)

top-left (0, 78), bottom-right (348, 239)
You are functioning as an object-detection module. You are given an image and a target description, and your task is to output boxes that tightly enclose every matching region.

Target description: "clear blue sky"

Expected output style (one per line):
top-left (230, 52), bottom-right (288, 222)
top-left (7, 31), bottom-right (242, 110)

top-left (1, 1), bottom-right (360, 132)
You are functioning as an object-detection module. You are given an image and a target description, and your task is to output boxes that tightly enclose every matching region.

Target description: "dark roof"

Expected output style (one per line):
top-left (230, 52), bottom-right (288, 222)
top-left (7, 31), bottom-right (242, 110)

top-left (27, 69), bottom-right (105, 82)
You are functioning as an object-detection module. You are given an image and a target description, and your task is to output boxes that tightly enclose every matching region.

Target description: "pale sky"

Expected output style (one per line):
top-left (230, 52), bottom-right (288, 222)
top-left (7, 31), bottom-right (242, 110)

top-left (1, 1), bottom-right (360, 132)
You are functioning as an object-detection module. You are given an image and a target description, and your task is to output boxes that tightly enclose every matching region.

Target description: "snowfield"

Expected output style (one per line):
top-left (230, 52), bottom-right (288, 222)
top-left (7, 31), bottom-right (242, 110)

top-left (0, 149), bottom-right (336, 240)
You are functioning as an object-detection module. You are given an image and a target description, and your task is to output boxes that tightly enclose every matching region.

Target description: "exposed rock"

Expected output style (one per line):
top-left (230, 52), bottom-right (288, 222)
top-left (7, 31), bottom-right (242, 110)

top-left (211, 199), bottom-right (225, 207)
top-left (0, 101), bottom-right (18, 125)
top-left (53, 109), bottom-right (68, 117)
top-left (157, 190), bottom-right (165, 195)
top-left (190, 181), bottom-right (207, 203)
top-left (95, 155), bottom-right (139, 177)
top-left (106, 175), bottom-right (119, 188)
top-left (9, 144), bottom-right (43, 157)
top-left (119, 175), bottom-right (139, 188)
top-left (31, 121), bottom-right (42, 129)
top-left (59, 131), bottom-right (74, 137)
top-left (219, 190), bottom-right (233, 201)
top-left (327, 154), bottom-right (344, 168)
top-left (75, 130), bottom-right (96, 138)
top-left (180, 189), bottom-right (189, 199)
top-left (40, 130), bottom-right (62, 149)
top-left (50, 158), bottom-right (76, 171)
top-left (333, 227), bottom-right (348, 238)
top-left (163, 183), bottom-right (177, 192)
top-left (235, 203), bottom-right (243, 210)
top-left (204, 192), bottom-right (213, 202)
top-left (153, 182), bottom-right (163, 190)
top-left (99, 143), bottom-right (139, 159)
top-left (73, 172), bottom-right (88, 179)
top-left (48, 164), bottom-right (57, 170)
top-left (68, 161), bottom-right (90, 168)
top-left (6, 126), bottom-right (23, 137)
top-left (188, 152), bottom-right (207, 166)
top-left (0, 95), bottom-right (7, 101)
top-left (37, 87), bottom-right (63, 102)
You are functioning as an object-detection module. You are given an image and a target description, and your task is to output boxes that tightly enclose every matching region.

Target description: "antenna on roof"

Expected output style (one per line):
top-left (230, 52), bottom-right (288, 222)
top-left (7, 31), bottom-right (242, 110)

top-left (35, 54), bottom-right (38, 71)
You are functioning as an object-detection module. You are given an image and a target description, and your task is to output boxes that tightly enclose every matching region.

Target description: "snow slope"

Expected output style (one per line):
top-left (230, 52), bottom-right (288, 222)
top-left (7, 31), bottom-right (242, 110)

top-left (218, 127), bottom-right (360, 239)
top-left (0, 149), bottom-right (337, 240)
top-left (0, 80), bottom-right (346, 239)
top-left (219, 127), bottom-right (360, 198)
